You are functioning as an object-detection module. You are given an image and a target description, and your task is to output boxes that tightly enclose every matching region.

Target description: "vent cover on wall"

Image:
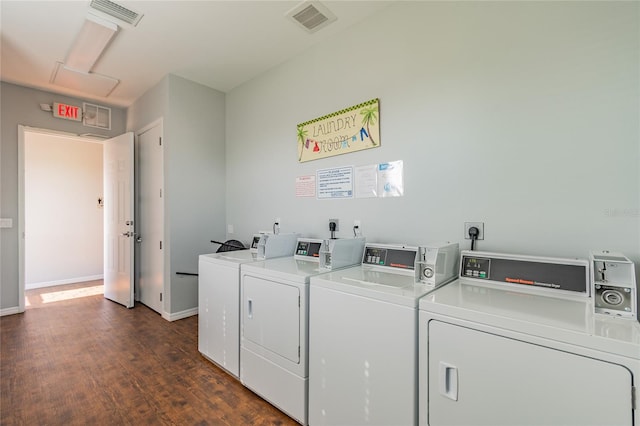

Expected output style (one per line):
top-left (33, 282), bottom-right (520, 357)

top-left (90, 0), bottom-right (143, 26)
top-left (83, 103), bottom-right (112, 130)
top-left (286, 1), bottom-right (337, 33)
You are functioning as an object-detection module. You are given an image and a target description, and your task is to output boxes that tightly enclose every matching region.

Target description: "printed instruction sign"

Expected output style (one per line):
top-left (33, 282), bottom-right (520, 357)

top-left (295, 175), bottom-right (316, 197)
top-left (354, 164), bottom-right (378, 198)
top-left (316, 166), bottom-right (354, 199)
top-left (378, 160), bottom-right (404, 197)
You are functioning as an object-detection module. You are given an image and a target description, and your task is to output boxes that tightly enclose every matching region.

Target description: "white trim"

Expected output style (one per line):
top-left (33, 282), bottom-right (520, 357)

top-left (163, 307), bottom-right (198, 322)
top-left (0, 306), bottom-right (25, 317)
top-left (25, 275), bottom-right (104, 290)
top-left (18, 125), bottom-right (26, 313)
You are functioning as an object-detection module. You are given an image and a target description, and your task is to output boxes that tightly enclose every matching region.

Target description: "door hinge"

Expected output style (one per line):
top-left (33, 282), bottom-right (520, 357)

top-left (298, 346), bottom-right (300, 358)
top-left (160, 241), bottom-right (162, 250)
top-left (298, 295), bottom-right (301, 307)
top-left (633, 386), bottom-right (637, 410)
top-left (159, 188), bottom-right (162, 198)
top-left (159, 137), bottom-right (162, 146)
top-left (160, 292), bottom-right (163, 302)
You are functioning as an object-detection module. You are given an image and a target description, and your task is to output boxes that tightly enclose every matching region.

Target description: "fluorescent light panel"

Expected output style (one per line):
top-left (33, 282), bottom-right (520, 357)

top-left (51, 62), bottom-right (119, 97)
top-left (65, 13), bottom-right (118, 73)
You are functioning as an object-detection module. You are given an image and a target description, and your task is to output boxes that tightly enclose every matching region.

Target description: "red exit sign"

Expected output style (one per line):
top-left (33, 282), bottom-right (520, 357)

top-left (53, 102), bottom-right (82, 122)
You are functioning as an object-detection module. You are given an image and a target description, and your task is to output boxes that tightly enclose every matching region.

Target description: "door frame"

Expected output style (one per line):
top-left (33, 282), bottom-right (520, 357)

top-left (135, 118), bottom-right (169, 319)
top-left (17, 125), bottom-right (106, 310)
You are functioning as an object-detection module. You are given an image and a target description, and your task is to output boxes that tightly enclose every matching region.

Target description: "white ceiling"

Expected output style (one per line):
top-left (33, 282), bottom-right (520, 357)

top-left (1, 0), bottom-right (393, 107)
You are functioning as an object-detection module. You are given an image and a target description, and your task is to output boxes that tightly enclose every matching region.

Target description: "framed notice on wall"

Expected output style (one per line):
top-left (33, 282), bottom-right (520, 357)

top-left (297, 98), bottom-right (380, 162)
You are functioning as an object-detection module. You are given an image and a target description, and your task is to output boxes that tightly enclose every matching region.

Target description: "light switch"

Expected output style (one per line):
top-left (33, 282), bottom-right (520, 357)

top-left (0, 218), bottom-right (13, 228)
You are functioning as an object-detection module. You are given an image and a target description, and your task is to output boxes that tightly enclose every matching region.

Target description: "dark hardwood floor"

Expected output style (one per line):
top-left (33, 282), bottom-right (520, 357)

top-left (1, 281), bottom-right (297, 425)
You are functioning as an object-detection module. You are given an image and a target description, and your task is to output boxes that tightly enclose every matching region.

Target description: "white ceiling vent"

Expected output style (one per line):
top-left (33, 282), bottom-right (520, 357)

top-left (286, 1), bottom-right (337, 33)
top-left (83, 102), bottom-right (112, 130)
top-left (90, 0), bottom-right (143, 27)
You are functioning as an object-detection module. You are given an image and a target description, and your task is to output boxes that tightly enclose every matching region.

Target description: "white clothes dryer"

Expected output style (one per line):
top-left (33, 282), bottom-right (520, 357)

top-left (418, 250), bottom-right (640, 426)
top-left (308, 242), bottom-right (459, 426)
top-left (240, 237), bottom-right (365, 425)
top-left (198, 233), bottom-right (299, 378)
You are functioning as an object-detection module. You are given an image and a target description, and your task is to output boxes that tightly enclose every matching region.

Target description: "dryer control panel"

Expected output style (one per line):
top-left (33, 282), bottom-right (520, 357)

top-left (362, 245), bottom-right (416, 270)
top-left (460, 251), bottom-right (590, 296)
top-left (294, 239), bottom-right (322, 260)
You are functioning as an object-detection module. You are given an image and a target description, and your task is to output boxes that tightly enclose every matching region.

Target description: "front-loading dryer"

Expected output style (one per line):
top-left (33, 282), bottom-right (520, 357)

top-left (240, 237), bottom-right (366, 425)
top-left (418, 250), bottom-right (640, 426)
top-left (198, 233), bottom-right (300, 378)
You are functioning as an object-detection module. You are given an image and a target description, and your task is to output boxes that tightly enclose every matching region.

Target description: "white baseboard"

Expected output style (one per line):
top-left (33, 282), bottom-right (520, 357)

top-left (164, 307), bottom-right (198, 322)
top-left (0, 306), bottom-right (25, 317)
top-left (26, 275), bottom-right (103, 290)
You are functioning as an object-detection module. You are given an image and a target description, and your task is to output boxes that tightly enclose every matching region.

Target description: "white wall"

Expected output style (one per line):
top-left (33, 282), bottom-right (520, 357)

top-left (225, 3), bottom-right (639, 264)
top-left (24, 132), bottom-right (103, 288)
top-left (127, 74), bottom-right (226, 316)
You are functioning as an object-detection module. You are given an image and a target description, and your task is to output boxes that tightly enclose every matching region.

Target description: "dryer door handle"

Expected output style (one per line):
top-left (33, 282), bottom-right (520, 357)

top-left (439, 362), bottom-right (458, 401)
top-left (248, 299), bottom-right (253, 319)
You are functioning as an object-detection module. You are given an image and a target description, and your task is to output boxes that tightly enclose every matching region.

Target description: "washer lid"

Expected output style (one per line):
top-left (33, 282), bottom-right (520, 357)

top-left (311, 266), bottom-right (439, 307)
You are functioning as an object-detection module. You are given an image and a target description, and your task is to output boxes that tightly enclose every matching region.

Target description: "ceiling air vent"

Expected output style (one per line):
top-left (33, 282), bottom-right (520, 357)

top-left (287, 1), bottom-right (337, 33)
top-left (90, 0), bottom-right (143, 27)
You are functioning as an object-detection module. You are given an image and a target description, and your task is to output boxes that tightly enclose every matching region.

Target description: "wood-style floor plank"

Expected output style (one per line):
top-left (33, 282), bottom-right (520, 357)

top-left (1, 281), bottom-right (297, 425)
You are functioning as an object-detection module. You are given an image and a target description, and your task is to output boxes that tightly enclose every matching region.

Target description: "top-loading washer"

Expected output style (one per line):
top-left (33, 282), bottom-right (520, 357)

top-left (240, 237), bottom-right (366, 425)
top-left (198, 232), bottom-right (300, 378)
top-left (308, 242), bottom-right (459, 426)
top-left (418, 250), bottom-right (640, 426)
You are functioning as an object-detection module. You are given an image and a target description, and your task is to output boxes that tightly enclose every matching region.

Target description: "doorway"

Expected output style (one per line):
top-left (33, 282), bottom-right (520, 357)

top-left (21, 128), bottom-right (104, 307)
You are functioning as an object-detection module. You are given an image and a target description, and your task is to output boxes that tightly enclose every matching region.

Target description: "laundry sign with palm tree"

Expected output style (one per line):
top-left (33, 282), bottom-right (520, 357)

top-left (297, 98), bottom-right (380, 162)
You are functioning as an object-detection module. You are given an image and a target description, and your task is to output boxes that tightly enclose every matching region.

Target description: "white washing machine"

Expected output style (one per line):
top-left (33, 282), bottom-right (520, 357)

top-left (240, 237), bottom-right (366, 425)
top-left (308, 242), bottom-right (459, 426)
top-left (198, 233), bottom-right (300, 378)
top-left (418, 250), bottom-right (640, 426)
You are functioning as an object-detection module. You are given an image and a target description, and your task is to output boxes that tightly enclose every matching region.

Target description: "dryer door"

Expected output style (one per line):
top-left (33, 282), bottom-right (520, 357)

top-left (427, 320), bottom-right (634, 426)
top-left (243, 275), bottom-right (301, 363)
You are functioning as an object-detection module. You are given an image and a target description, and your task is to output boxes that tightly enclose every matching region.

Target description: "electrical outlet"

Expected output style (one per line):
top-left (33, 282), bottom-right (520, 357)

top-left (329, 218), bottom-right (339, 231)
top-left (275, 217), bottom-right (281, 225)
top-left (227, 224), bottom-right (234, 234)
top-left (354, 219), bottom-right (361, 228)
top-left (464, 222), bottom-right (484, 240)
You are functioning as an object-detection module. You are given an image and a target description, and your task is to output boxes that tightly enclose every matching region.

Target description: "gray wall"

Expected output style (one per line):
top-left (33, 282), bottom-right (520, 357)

top-left (0, 82), bottom-right (126, 311)
top-left (127, 74), bottom-right (226, 315)
top-left (225, 3), bottom-right (639, 264)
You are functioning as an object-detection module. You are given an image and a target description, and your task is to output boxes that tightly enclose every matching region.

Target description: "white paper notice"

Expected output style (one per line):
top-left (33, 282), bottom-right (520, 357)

top-left (295, 175), bottom-right (316, 197)
top-left (378, 160), bottom-right (404, 197)
top-left (355, 164), bottom-right (378, 198)
top-left (317, 166), bottom-right (354, 199)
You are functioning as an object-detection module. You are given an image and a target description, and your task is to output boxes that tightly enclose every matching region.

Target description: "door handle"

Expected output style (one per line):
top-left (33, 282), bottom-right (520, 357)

top-left (121, 231), bottom-right (132, 237)
top-left (248, 299), bottom-right (253, 319)
top-left (439, 362), bottom-right (458, 401)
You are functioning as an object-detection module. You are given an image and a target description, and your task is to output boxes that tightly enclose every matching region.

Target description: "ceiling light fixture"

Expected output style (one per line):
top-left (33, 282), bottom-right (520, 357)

top-left (65, 13), bottom-right (118, 73)
top-left (50, 62), bottom-right (119, 97)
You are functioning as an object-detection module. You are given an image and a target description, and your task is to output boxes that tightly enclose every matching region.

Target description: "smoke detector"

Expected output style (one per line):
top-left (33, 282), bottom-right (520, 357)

top-left (90, 0), bottom-right (143, 27)
top-left (286, 1), bottom-right (337, 33)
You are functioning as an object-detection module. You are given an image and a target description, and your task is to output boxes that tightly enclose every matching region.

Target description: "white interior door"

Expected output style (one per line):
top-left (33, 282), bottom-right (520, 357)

top-left (103, 132), bottom-right (135, 308)
top-left (137, 123), bottom-right (164, 314)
